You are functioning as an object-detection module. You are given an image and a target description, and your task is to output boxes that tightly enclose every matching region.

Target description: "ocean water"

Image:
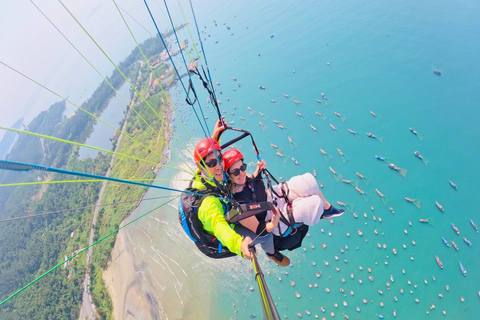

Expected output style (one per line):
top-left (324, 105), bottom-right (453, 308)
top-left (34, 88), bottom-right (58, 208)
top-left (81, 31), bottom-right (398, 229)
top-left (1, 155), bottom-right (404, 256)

top-left (121, 0), bottom-right (480, 319)
top-left (79, 82), bottom-right (130, 159)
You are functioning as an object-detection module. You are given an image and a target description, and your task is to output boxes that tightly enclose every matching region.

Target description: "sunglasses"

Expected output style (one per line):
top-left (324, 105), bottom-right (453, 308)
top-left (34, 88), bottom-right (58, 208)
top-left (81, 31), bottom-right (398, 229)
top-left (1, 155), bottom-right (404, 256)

top-left (203, 153), bottom-right (222, 168)
top-left (229, 163), bottom-right (247, 177)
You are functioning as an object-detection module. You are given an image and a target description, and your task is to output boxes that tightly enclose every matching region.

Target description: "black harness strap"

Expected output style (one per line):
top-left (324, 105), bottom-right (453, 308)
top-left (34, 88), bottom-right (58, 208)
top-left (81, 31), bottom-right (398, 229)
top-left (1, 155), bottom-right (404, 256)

top-left (226, 202), bottom-right (275, 223)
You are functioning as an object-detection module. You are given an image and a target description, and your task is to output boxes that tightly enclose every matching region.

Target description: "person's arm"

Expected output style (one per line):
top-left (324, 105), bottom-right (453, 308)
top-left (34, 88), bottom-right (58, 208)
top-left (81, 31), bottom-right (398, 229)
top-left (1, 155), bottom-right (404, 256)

top-left (211, 117), bottom-right (227, 141)
top-left (239, 206), bottom-right (280, 234)
top-left (252, 160), bottom-right (267, 179)
top-left (198, 196), bottom-right (246, 257)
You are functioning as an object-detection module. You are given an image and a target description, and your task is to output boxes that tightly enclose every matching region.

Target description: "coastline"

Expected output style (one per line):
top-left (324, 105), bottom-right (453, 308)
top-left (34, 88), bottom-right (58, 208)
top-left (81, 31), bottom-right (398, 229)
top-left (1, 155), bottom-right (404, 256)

top-left (102, 92), bottom-right (177, 320)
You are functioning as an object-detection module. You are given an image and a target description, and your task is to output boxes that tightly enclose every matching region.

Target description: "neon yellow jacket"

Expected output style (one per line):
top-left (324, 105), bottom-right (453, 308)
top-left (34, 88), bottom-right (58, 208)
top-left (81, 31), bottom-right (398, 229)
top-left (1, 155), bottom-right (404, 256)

top-left (194, 173), bottom-right (244, 256)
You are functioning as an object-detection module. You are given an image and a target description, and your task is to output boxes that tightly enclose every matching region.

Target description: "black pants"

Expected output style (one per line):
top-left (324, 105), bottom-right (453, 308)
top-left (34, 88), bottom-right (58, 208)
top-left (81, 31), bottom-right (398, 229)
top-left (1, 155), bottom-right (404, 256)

top-left (273, 224), bottom-right (309, 251)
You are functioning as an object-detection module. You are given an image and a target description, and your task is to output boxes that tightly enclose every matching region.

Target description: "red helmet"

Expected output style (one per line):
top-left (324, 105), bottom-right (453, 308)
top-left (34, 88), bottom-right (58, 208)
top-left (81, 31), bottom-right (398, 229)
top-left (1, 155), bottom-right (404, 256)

top-left (222, 148), bottom-right (244, 171)
top-left (194, 138), bottom-right (222, 165)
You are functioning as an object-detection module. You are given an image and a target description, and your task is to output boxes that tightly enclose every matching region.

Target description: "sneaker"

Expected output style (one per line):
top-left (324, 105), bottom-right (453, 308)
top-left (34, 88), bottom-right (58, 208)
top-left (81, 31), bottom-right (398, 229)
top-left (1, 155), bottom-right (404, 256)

top-left (321, 205), bottom-right (345, 220)
top-left (266, 250), bottom-right (290, 267)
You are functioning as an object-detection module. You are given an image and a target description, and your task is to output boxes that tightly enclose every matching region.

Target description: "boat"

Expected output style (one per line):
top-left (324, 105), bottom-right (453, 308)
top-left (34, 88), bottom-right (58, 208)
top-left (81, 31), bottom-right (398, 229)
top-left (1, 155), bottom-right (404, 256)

top-left (463, 237), bottom-right (472, 246)
top-left (375, 155), bottom-right (387, 161)
top-left (441, 237), bottom-right (451, 247)
top-left (451, 223), bottom-right (460, 235)
top-left (258, 85), bottom-right (266, 90)
top-left (315, 99), bottom-right (322, 103)
top-left (433, 69), bottom-right (442, 76)
top-left (452, 241), bottom-right (459, 251)
top-left (435, 256), bottom-right (443, 269)
top-left (409, 127), bottom-right (418, 135)
top-left (459, 261), bottom-right (467, 276)
top-left (419, 219), bottom-right (430, 223)
top-left (388, 163), bottom-right (400, 170)
top-left (270, 143), bottom-right (278, 149)
top-left (470, 219), bottom-right (478, 232)
top-left (291, 157), bottom-right (299, 166)
top-left (449, 180), bottom-right (458, 190)
top-left (435, 201), bottom-right (444, 212)
top-left (310, 125), bottom-right (317, 131)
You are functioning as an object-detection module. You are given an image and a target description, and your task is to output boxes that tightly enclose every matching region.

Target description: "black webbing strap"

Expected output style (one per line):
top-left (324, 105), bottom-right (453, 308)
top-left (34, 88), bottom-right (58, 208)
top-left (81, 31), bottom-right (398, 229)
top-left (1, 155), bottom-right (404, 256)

top-left (225, 201), bottom-right (275, 223)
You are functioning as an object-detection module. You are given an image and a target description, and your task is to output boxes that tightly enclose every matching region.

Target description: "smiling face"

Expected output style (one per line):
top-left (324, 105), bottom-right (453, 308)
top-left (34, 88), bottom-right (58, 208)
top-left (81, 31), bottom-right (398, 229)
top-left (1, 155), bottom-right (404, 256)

top-left (228, 159), bottom-right (247, 185)
top-left (200, 151), bottom-right (225, 182)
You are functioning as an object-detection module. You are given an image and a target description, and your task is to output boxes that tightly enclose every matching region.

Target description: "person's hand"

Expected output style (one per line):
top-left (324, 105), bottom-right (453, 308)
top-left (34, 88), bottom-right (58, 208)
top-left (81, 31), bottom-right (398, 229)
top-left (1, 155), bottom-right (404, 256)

top-left (212, 117), bottom-right (227, 141)
top-left (253, 159), bottom-right (267, 178)
top-left (271, 206), bottom-right (280, 227)
top-left (257, 159), bottom-right (267, 171)
top-left (241, 236), bottom-right (254, 259)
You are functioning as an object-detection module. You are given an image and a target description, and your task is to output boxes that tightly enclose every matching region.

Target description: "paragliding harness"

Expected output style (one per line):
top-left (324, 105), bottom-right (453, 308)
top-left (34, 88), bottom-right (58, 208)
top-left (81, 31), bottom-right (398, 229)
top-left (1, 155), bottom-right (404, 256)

top-left (218, 125), bottom-right (302, 237)
top-left (263, 170), bottom-right (303, 237)
top-left (178, 177), bottom-right (237, 259)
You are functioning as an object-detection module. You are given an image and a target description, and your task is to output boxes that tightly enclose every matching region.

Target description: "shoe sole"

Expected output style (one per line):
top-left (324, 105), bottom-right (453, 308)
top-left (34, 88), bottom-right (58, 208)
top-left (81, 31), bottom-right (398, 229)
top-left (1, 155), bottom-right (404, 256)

top-left (321, 210), bottom-right (345, 220)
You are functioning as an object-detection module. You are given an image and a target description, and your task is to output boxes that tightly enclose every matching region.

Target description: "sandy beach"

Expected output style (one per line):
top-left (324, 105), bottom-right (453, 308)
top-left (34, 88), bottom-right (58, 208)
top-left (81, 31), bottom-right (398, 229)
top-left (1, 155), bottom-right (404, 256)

top-left (103, 227), bottom-right (158, 320)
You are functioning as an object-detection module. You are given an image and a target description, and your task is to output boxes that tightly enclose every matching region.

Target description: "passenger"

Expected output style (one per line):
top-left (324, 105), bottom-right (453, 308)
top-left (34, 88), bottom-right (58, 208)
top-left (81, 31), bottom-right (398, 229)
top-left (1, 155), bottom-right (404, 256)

top-left (223, 148), bottom-right (344, 257)
top-left (222, 148), bottom-right (288, 266)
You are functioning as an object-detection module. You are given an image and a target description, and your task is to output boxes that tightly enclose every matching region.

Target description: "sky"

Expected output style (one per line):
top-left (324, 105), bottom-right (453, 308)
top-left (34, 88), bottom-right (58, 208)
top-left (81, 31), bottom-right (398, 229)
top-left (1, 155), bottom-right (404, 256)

top-left (0, 0), bottom-right (182, 140)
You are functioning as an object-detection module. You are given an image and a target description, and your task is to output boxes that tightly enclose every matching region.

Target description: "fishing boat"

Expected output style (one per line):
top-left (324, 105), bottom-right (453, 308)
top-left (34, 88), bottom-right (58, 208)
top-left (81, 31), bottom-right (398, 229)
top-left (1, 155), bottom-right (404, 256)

top-left (435, 256), bottom-right (443, 269)
top-left (441, 237), bottom-right (451, 247)
top-left (470, 219), bottom-right (478, 232)
top-left (435, 201), bottom-right (444, 212)
top-left (452, 241), bottom-right (459, 251)
top-left (451, 223), bottom-right (460, 235)
top-left (463, 237), bottom-right (472, 246)
top-left (459, 261), bottom-right (467, 276)
top-left (449, 180), bottom-right (458, 190)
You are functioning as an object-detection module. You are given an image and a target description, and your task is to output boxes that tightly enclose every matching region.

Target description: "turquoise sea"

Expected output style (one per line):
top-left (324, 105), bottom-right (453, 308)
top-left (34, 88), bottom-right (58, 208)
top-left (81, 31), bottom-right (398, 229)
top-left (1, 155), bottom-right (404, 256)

top-left (120, 0), bottom-right (480, 319)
